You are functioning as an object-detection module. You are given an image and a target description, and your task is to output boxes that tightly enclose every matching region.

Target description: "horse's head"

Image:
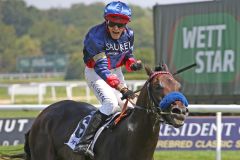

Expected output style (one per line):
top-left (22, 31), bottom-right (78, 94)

top-left (139, 64), bottom-right (189, 128)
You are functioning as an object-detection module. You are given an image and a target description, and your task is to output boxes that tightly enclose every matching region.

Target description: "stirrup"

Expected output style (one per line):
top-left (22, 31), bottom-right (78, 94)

top-left (85, 148), bottom-right (94, 159)
top-left (74, 144), bottom-right (94, 159)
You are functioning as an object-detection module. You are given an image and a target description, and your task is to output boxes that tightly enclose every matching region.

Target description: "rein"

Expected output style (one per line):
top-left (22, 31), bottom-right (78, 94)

top-left (132, 71), bottom-right (173, 115)
top-left (116, 64), bottom-right (192, 127)
top-left (115, 69), bottom-right (184, 125)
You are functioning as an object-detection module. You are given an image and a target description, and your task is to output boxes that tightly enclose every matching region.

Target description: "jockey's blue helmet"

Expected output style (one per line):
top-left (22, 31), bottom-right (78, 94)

top-left (104, 1), bottom-right (131, 24)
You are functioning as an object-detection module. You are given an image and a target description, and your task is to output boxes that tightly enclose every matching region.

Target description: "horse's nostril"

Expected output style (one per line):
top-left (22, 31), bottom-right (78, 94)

top-left (185, 108), bottom-right (189, 116)
top-left (181, 108), bottom-right (189, 116)
top-left (171, 108), bottom-right (181, 114)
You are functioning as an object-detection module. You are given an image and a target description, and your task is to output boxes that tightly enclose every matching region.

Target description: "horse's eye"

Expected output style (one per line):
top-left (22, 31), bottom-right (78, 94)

top-left (156, 83), bottom-right (163, 90)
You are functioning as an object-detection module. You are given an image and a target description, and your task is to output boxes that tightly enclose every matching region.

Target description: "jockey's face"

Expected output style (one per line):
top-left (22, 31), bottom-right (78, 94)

top-left (107, 21), bottom-right (126, 40)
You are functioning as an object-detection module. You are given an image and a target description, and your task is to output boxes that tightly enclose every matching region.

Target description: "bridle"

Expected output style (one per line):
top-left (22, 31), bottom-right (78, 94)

top-left (129, 71), bottom-right (175, 118)
top-left (147, 71), bottom-right (171, 107)
top-left (126, 63), bottom-right (195, 124)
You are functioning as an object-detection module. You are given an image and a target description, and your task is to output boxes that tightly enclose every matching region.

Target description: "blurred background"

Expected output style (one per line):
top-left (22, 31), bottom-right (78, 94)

top-left (0, 0), bottom-right (239, 160)
top-left (0, 0), bottom-right (155, 104)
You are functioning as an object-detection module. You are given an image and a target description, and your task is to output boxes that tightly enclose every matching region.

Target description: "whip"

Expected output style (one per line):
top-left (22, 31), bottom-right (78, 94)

top-left (173, 63), bottom-right (197, 76)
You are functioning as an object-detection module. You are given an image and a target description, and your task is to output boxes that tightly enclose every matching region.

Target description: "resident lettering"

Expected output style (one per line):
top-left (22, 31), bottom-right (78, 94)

top-left (159, 122), bottom-right (236, 137)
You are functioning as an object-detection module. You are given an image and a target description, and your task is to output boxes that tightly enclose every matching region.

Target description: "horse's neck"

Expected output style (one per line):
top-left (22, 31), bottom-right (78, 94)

top-left (130, 84), bottom-right (160, 138)
top-left (136, 84), bottom-right (151, 107)
top-left (125, 105), bottom-right (160, 159)
top-left (101, 86), bottom-right (160, 159)
top-left (126, 110), bottom-right (160, 158)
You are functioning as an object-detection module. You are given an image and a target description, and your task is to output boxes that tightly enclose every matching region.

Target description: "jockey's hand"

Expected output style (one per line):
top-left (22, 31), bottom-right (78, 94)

top-left (130, 60), bottom-right (142, 71)
top-left (120, 87), bottom-right (136, 100)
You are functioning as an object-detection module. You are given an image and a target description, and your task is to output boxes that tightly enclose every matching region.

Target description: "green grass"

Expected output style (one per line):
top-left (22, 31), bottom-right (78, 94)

top-left (0, 77), bottom-right (81, 104)
top-left (124, 71), bottom-right (148, 80)
top-left (0, 73), bottom-right (147, 104)
top-left (0, 87), bottom-right (9, 99)
top-left (0, 75), bottom-right (153, 104)
top-left (0, 110), bottom-right (40, 118)
top-left (154, 150), bottom-right (240, 160)
top-left (0, 85), bottom-right (99, 104)
top-left (0, 145), bottom-right (239, 160)
top-left (0, 77), bottom-right (64, 84)
top-left (0, 145), bottom-right (24, 156)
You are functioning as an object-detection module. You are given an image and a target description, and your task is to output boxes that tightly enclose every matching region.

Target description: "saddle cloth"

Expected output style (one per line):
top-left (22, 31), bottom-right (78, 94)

top-left (65, 109), bottom-right (132, 151)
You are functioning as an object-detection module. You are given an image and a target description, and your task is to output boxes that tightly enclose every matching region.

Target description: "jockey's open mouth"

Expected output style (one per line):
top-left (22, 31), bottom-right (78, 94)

top-left (112, 31), bottom-right (120, 35)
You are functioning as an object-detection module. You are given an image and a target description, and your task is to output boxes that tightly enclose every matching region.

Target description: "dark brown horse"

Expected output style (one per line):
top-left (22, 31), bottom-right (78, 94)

top-left (24, 65), bottom-right (188, 160)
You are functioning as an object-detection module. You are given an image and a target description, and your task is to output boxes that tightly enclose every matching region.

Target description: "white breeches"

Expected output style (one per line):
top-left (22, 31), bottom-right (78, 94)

top-left (85, 67), bottom-right (133, 115)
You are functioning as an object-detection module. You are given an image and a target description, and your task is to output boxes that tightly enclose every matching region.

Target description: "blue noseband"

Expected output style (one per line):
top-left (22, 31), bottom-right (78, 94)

top-left (159, 92), bottom-right (188, 110)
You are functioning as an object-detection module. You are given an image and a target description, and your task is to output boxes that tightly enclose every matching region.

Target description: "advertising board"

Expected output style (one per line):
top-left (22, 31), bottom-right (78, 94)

top-left (157, 116), bottom-right (240, 150)
top-left (1, 116), bottom-right (240, 151)
top-left (153, 0), bottom-right (240, 103)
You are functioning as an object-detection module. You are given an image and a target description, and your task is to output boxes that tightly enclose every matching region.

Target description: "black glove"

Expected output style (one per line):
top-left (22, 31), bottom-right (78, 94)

top-left (120, 88), bottom-right (136, 100)
top-left (130, 61), bottom-right (143, 71)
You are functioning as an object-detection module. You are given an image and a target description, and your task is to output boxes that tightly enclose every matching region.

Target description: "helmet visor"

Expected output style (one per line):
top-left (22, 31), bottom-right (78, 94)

top-left (105, 14), bottom-right (130, 24)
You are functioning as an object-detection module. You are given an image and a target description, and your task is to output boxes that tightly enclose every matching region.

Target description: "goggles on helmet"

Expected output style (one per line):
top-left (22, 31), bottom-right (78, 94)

top-left (107, 21), bottom-right (126, 28)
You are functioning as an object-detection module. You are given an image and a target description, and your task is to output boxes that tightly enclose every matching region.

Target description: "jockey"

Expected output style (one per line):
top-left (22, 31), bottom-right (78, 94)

top-left (74, 1), bottom-right (142, 157)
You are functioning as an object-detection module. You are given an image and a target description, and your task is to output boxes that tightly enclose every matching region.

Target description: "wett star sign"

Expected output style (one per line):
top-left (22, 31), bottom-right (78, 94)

top-left (154, 0), bottom-right (240, 103)
top-left (183, 24), bottom-right (234, 74)
top-left (174, 13), bottom-right (239, 84)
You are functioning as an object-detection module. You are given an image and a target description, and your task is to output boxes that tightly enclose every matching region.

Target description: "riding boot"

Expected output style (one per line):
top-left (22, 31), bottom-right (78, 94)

top-left (74, 110), bottom-right (108, 158)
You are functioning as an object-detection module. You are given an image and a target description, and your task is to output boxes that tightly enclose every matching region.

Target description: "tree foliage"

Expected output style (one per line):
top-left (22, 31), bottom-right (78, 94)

top-left (0, 0), bottom-right (154, 79)
top-left (1, 0), bottom-right (33, 36)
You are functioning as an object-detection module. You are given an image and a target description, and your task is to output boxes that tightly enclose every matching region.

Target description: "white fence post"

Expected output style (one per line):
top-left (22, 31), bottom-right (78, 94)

top-left (51, 86), bottom-right (56, 101)
top-left (66, 85), bottom-right (73, 100)
top-left (10, 84), bottom-right (18, 104)
top-left (38, 84), bottom-right (46, 104)
top-left (5, 80), bottom-right (146, 104)
top-left (86, 86), bottom-right (90, 102)
top-left (216, 112), bottom-right (222, 160)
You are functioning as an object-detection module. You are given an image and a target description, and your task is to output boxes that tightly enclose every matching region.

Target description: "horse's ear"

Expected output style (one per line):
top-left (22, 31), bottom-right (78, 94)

top-left (162, 64), bottom-right (170, 72)
top-left (144, 65), bottom-right (154, 76)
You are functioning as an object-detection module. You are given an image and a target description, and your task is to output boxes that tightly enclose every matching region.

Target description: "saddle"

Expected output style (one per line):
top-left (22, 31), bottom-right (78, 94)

top-left (65, 109), bottom-right (132, 150)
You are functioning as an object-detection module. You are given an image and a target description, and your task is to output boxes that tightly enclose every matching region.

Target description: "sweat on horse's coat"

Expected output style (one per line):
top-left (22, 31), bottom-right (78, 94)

top-left (24, 65), bottom-right (188, 160)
